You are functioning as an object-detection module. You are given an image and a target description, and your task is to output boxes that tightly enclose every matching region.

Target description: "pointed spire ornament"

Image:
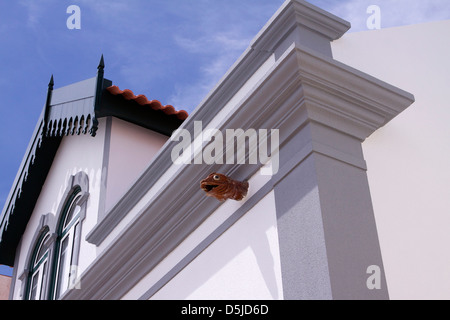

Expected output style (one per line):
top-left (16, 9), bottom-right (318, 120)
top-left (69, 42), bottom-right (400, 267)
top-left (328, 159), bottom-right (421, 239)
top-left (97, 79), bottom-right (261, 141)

top-left (98, 54), bottom-right (105, 71)
top-left (48, 74), bottom-right (54, 90)
top-left (43, 74), bottom-right (55, 135)
top-left (93, 54), bottom-right (105, 137)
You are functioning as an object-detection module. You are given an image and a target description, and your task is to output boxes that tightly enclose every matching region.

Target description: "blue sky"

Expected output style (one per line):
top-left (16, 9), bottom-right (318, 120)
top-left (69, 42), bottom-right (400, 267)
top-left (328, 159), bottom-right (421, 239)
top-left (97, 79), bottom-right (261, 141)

top-left (0, 0), bottom-right (449, 276)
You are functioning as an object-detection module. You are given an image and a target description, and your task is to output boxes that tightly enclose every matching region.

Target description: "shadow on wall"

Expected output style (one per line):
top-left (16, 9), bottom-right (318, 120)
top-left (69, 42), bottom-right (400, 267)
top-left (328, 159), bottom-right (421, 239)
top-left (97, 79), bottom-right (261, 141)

top-left (152, 191), bottom-right (283, 300)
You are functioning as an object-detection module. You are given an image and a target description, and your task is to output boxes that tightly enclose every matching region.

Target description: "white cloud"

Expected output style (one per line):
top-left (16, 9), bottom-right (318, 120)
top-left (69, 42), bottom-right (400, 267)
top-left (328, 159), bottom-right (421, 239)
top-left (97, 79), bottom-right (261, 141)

top-left (316, 0), bottom-right (450, 32)
top-left (168, 5), bottom-right (271, 111)
top-left (169, 31), bottom-right (251, 111)
top-left (76, 0), bottom-right (132, 22)
top-left (379, 0), bottom-right (450, 27)
top-left (18, 0), bottom-right (50, 29)
top-left (165, 0), bottom-right (285, 112)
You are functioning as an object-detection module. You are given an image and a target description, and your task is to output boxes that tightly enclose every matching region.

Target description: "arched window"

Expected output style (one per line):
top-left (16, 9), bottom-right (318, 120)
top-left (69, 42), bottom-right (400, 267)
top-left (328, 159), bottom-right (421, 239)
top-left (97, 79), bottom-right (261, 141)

top-left (26, 231), bottom-right (50, 300)
top-left (20, 172), bottom-right (89, 300)
top-left (53, 188), bottom-right (83, 299)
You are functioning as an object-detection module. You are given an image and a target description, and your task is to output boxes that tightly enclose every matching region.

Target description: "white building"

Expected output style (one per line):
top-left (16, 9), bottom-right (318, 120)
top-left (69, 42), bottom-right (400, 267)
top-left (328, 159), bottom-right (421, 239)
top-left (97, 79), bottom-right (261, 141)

top-left (3, 0), bottom-right (443, 300)
top-left (333, 19), bottom-right (450, 300)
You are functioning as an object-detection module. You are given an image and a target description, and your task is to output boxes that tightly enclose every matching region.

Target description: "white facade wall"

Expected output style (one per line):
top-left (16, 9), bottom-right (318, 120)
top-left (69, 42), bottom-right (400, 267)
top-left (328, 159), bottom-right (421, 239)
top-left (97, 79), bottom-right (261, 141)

top-left (104, 117), bottom-right (168, 213)
top-left (121, 165), bottom-right (281, 300)
top-left (332, 20), bottom-right (450, 300)
top-left (151, 191), bottom-right (282, 300)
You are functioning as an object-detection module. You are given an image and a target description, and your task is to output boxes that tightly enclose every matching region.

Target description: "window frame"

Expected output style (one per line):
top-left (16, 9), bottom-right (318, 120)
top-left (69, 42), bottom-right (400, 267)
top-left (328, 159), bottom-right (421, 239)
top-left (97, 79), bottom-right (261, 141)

top-left (19, 171), bottom-right (89, 300)
top-left (51, 187), bottom-right (83, 300)
top-left (25, 231), bottom-right (50, 300)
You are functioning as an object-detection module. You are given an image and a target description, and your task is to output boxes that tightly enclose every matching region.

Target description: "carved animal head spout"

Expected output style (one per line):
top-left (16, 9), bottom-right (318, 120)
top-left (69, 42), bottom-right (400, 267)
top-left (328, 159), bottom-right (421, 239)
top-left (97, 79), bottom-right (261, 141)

top-left (200, 173), bottom-right (249, 201)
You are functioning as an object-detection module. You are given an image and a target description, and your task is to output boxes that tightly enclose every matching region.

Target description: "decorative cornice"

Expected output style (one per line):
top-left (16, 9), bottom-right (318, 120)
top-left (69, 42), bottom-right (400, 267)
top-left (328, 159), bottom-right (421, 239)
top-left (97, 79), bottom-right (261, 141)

top-left (70, 42), bottom-right (414, 299)
top-left (294, 45), bottom-right (415, 140)
top-left (44, 56), bottom-right (107, 138)
top-left (85, 0), bottom-right (348, 246)
top-left (251, 0), bottom-right (350, 57)
top-left (291, 0), bottom-right (351, 40)
top-left (44, 74), bottom-right (105, 138)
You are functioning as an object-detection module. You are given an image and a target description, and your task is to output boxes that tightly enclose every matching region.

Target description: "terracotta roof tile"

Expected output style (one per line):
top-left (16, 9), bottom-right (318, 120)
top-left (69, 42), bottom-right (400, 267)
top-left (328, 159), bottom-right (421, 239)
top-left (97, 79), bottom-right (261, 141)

top-left (106, 85), bottom-right (189, 121)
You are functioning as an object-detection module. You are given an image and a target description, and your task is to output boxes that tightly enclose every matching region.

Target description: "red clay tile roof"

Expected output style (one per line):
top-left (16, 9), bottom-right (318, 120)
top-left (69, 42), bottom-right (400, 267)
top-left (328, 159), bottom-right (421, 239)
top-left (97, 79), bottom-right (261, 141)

top-left (106, 85), bottom-right (189, 121)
